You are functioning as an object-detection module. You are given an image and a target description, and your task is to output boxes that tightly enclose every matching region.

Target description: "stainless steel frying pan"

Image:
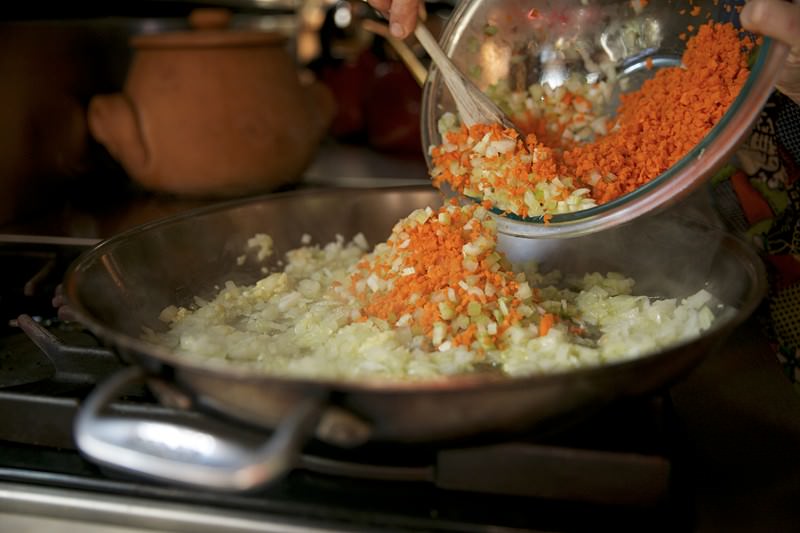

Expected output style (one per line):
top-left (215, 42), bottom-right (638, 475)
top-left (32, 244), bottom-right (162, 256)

top-left (63, 187), bottom-right (766, 491)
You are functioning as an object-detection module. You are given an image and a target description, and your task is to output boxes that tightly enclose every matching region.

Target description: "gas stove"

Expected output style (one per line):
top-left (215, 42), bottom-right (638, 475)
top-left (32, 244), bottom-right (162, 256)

top-left (1, 184), bottom-right (800, 532)
top-left (0, 234), bottom-right (685, 532)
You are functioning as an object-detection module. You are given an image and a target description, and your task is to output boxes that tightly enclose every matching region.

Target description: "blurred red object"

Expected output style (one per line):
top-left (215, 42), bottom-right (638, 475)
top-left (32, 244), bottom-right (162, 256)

top-left (319, 47), bottom-right (423, 157)
top-left (319, 50), bottom-right (379, 138)
top-left (364, 60), bottom-right (422, 156)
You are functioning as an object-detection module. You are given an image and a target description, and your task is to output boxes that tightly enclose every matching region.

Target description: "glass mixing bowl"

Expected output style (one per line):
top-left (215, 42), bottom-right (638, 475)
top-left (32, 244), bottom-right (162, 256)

top-left (420, 0), bottom-right (789, 238)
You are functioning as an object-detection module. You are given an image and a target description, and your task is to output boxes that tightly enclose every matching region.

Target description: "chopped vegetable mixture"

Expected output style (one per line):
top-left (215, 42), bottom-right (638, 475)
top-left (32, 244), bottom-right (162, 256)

top-left (148, 204), bottom-right (718, 381)
top-left (430, 22), bottom-right (755, 219)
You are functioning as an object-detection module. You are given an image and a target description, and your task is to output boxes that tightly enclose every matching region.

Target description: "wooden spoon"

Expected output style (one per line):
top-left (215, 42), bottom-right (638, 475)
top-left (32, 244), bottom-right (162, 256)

top-left (413, 23), bottom-right (521, 133)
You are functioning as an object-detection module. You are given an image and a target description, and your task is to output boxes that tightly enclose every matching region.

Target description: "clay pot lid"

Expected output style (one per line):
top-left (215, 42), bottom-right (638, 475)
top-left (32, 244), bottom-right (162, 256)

top-left (131, 8), bottom-right (286, 49)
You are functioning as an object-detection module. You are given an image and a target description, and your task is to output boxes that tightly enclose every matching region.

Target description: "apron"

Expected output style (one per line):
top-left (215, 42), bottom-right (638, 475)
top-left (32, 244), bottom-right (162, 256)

top-left (712, 90), bottom-right (800, 391)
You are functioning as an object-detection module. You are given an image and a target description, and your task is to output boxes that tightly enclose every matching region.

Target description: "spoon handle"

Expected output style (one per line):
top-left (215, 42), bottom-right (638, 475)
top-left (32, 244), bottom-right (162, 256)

top-left (414, 23), bottom-right (518, 132)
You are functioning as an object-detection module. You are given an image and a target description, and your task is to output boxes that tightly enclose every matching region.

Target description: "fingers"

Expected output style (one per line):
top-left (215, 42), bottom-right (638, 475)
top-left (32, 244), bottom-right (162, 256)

top-left (368, 0), bottom-right (392, 16)
top-left (366, 0), bottom-right (419, 39)
top-left (741, 0), bottom-right (800, 104)
top-left (388, 0), bottom-right (420, 39)
top-left (740, 0), bottom-right (800, 49)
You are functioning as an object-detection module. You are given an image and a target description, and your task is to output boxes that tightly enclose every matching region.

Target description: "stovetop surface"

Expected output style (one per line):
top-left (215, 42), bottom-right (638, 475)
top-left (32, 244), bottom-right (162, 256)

top-left (0, 316), bottom-right (687, 532)
top-left (3, 318), bottom-right (799, 533)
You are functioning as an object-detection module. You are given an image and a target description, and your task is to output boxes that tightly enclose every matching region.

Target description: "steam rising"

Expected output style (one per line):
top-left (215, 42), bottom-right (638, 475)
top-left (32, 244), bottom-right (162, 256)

top-left (498, 187), bottom-right (734, 303)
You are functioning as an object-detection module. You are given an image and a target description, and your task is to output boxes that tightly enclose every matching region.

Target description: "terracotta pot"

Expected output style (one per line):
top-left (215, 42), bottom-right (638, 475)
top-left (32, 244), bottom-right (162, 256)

top-left (88, 9), bottom-right (335, 198)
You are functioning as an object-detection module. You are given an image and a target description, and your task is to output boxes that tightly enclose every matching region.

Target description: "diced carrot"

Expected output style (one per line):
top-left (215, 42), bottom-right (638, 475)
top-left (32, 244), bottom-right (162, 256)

top-left (428, 22), bottom-right (752, 236)
top-left (730, 170), bottom-right (774, 224)
top-left (351, 203), bottom-right (526, 348)
top-left (539, 313), bottom-right (555, 337)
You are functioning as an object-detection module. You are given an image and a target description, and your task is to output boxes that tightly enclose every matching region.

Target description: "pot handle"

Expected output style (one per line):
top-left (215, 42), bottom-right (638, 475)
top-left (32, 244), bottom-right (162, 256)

top-left (74, 366), bottom-right (324, 492)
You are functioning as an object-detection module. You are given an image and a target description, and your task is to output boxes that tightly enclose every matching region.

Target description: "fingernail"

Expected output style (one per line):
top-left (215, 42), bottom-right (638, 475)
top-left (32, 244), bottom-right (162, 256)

top-left (390, 22), bottom-right (405, 38)
top-left (739, 7), bottom-right (751, 26)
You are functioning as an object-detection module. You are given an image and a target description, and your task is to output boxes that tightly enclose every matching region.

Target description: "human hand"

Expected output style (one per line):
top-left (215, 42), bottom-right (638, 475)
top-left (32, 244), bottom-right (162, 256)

top-left (740, 0), bottom-right (800, 104)
top-left (367, 0), bottom-right (421, 39)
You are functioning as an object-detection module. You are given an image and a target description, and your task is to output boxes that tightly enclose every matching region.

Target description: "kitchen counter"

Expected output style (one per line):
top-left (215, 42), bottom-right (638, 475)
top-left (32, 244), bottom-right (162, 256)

top-left (0, 513), bottom-right (174, 533)
top-left (671, 319), bottom-right (800, 532)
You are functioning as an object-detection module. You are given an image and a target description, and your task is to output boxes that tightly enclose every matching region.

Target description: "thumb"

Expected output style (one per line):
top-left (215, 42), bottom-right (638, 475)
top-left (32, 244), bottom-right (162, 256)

top-left (774, 53), bottom-right (800, 104)
top-left (740, 0), bottom-right (800, 49)
top-left (741, 0), bottom-right (800, 104)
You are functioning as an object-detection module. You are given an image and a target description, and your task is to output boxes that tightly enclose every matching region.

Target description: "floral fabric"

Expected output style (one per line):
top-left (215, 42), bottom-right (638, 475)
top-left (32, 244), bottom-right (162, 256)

top-left (712, 90), bottom-right (800, 390)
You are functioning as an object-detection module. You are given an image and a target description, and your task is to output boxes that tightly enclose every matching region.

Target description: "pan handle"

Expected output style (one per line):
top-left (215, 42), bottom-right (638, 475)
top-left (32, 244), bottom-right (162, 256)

top-left (74, 366), bottom-right (324, 491)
